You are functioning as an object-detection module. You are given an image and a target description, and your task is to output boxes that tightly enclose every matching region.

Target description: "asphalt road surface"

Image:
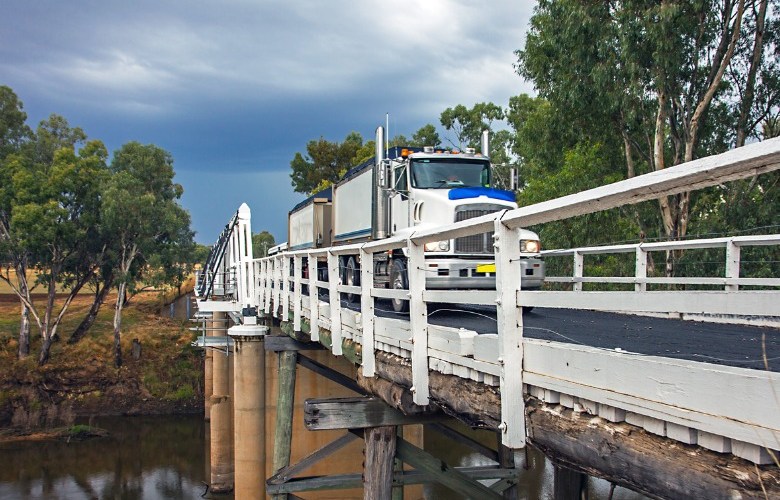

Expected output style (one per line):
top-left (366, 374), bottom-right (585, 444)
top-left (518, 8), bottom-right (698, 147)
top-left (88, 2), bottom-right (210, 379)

top-left (349, 297), bottom-right (780, 373)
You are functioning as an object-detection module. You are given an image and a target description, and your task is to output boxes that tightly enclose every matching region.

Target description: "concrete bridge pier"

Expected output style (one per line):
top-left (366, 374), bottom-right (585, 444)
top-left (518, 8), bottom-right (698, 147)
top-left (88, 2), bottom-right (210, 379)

top-left (204, 314), bottom-right (215, 421)
top-left (210, 311), bottom-right (234, 493)
top-left (229, 323), bottom-right (268, 499)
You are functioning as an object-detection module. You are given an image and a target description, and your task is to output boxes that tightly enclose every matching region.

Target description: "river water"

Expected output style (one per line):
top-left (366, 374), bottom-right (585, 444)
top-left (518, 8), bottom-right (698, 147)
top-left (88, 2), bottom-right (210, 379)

top-left (0, 349), bottom-right (645, 500)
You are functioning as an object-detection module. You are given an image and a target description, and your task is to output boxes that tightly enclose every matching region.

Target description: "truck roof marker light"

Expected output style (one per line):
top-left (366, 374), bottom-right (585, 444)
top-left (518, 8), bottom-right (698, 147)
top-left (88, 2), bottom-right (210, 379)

top-left (401, 148), bottom-right (410, 158)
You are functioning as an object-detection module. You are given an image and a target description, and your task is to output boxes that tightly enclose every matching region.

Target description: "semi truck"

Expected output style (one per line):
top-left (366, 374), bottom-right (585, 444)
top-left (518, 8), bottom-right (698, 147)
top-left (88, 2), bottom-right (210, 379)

top-left (285, 126), bottom-right (544, 312)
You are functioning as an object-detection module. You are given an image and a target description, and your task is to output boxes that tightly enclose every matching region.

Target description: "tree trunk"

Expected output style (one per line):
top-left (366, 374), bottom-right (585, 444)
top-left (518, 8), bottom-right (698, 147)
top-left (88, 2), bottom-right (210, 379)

top-left (37, 273), bottom-right (58, 366)
top-left (68, 277), bottom-right (113, 344)
top-left (38, 334), bottom-right (53, 366)
top-left (113, 282), bottom-right (126, 367)
top-left (17, 265), bottom-right (30, 358)
top-left (736, 0), bottom-right (767, 147)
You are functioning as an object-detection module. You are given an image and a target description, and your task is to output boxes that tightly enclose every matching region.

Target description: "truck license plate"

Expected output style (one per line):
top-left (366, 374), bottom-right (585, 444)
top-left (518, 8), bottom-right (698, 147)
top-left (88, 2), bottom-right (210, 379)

top-left (476, 263), bottom-right (496, 273)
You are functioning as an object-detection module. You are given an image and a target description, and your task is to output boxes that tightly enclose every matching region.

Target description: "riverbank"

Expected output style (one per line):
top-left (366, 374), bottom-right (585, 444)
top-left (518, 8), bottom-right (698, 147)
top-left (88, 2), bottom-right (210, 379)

top-left (0, 286), bottom-right (203, 430)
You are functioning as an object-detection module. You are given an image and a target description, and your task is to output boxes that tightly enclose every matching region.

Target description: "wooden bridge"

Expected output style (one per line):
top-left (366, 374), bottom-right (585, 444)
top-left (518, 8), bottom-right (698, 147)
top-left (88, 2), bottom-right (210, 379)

top-left (195, 137), bottom-right (780, 499)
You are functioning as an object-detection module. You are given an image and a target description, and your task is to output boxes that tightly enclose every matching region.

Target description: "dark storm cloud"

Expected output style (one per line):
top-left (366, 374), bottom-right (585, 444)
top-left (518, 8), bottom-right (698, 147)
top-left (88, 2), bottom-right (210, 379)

top-left (1, 0), bottom-right (535, 242)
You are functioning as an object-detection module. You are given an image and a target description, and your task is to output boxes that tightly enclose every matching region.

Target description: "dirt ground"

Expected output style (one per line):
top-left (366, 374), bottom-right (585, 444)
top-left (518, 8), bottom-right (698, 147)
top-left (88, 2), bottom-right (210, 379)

top-left (0, 283), bottom-right (203, 430)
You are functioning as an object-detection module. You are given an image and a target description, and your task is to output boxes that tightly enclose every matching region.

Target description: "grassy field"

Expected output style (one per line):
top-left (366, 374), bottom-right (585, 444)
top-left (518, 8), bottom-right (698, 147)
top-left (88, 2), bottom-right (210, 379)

top-left (0, 279), bottom-right (203, 428)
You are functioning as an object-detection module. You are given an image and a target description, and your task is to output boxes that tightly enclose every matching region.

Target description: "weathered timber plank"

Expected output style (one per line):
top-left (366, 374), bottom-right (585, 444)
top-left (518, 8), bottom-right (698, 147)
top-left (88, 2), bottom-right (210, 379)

top-left (553, 464), bottom-right (588, 500)
top-left (373, 350), bottom-right (501, 428)
top-left (266, 466), bottom-right (520, 494)
top-left (364, 426), bottom-right (397, 500)
top-left (272, 350), bottom-right (297, 488)
top-left (267, 432), bottom-right (359, 485)
top-left (527, 400), bottom-right (780, 500)
top-left (265, 335), bottom-right (324, 352)
top-left (297, 354), bottom-right (365, 396)
top-left (427, 423), bottom-right (499, 463)
top-left (396, 439), bottom-right (502, 500)
top-left (356, 369), bottom-right (437, 416)
top-left (303, 397), bottom-right (443, 430)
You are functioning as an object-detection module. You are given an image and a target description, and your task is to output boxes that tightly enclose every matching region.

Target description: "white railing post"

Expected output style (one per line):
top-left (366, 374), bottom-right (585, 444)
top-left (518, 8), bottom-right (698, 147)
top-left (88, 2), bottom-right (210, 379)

top-left (636, 244), bottom-right (648, 292)
top-left (408, 238), bottom-right (430, 405)
top-left (236, 203), bottom-right (256, 310)
top-left (282, 255), bottom-right (290, 321)
top-left (263, 259), bottom-right (271, 315)
top-left (726, 239), bottom-right (740, 292)
top-left (308, 253), bottom-right (320, 341)
top-left (328, 251), bottom-right (343, 355)
top-left (573, 250), bottom-right (584, 292)
top-left (494, 214), bottom-right (526, 448)
top-left (293, 254), bottom-right (302, 332)
top-left (360, 245), bottom-right (376, 377)
top-left (274, 255), bottom-right (284, 319)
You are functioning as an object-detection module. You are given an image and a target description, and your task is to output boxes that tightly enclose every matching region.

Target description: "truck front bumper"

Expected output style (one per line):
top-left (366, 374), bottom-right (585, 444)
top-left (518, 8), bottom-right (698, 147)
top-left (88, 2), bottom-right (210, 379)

top-left (423, 257), bottom-right (545, 290)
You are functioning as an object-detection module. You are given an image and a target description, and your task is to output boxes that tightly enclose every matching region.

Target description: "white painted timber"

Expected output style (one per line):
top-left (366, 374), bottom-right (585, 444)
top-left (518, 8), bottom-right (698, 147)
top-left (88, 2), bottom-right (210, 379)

top-left (495, 216), bottom-right (526, 448)
top-left (427, 325), bottom-right (477, 357)
top-left (521, 340), bottom-right (780, 450)
top-left (282, 256), bottom-right (290, 320)
top-left (518, 290), bottom-right (779, 317)
top-left (473, 334), bottom-right (499, 363)
top-left (698, 432), bottom-right (732, 454)
top-left (327, 251), bottom-right (343, 355)
top-left (666, 422), bottom-right (697, 445)
top-left (408, 239), bottom-right (430, 405)
top-left (293, 255), bottom-right (302, 332)
top-left (360, 245), bottom-right (376, 376)
top-left (308, 254), bottom-right (320, 341)
top-left (194, 300), bottom-right (241, 313)
top-left (732, 440), bottom-right (776, 465)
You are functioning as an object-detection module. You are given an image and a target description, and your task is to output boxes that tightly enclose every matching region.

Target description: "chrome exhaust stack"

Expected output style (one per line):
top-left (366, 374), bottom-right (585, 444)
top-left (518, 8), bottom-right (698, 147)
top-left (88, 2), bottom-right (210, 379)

top-left (372, 126), bottom-right (389, 240)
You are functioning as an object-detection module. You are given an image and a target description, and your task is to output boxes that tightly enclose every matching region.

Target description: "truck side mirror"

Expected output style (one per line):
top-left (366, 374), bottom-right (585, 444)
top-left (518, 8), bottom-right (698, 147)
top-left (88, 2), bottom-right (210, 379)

top-left (377, 159), bottom-right (390, 189)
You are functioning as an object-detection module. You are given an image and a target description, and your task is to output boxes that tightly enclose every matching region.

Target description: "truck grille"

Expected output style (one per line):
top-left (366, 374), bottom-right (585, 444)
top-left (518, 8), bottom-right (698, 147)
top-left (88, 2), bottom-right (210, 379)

top-left (453, 205), bottom-right (506, 254)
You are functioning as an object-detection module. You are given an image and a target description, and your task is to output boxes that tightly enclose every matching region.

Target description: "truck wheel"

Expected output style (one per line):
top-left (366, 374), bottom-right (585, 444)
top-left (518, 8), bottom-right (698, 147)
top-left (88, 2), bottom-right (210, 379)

top-left (390, 258), bottom-right (409, 313)
top-left (345, 256), bottom-right (360, 304)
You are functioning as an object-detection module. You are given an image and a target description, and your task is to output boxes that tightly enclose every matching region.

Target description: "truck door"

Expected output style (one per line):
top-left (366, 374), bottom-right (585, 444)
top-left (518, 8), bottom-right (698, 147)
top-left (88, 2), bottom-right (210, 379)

top-left (391, 164), bottom-right (410, 233)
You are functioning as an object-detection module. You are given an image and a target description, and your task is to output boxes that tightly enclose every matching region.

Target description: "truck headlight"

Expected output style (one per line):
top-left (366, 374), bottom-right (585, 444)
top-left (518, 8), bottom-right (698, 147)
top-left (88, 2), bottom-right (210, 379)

top-left (521, 239), bottom-right (541, 253)
top-left (424, 240), bottom-right (450, 252)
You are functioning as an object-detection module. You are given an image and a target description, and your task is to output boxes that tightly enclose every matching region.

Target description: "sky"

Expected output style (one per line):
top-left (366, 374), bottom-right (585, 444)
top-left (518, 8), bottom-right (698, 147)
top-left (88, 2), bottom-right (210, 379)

top-left (1, 0), bottom-right (536, 244)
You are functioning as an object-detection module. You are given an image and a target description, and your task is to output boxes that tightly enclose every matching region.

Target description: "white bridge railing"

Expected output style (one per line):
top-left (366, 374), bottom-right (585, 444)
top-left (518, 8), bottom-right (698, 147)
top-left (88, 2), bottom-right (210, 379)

top-left (247, 138), bottom-right (780, 462)
top-left (540, 234), bottom-right (780, 326)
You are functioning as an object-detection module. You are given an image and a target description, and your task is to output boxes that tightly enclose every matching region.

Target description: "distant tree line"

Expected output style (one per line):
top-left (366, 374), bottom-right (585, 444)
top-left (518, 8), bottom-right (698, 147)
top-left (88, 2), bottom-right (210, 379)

top-left (288, 0), bottom-right (778, 280)
top-left (0, 85), bottom-right (196, 367)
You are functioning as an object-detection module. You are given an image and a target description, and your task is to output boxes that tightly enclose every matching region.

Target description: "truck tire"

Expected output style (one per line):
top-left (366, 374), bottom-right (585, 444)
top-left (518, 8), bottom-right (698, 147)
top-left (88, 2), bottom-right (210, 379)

top-left (390, 258), bottom-right (409, 313)
top-left (345, 256), bottom-right (360, 304)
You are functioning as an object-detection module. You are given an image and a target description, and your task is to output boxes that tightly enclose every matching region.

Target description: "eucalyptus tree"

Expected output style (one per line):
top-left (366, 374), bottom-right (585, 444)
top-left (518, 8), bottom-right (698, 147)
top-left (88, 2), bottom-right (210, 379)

top-left (409, 124), bottom-right (441, 148)
top-left (290, 132), bottom-right (364, 195)
top-left (440, 102), bottom-right (504, 150)
top-left (0, 86), bottom-right (33, 357)
top-left (2, 125), bottom-right (108, 364)
top-left (517, 0), bottom-right (777, 272)
top-left (252, 231), bottom-right (275, 258)
top-left (104, 142), bottom-right (193, 367)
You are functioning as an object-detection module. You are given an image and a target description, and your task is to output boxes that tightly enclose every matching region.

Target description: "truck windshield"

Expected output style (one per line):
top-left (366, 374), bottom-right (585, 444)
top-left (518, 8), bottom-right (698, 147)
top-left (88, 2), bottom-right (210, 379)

top-left (410, 158), bottom-right (490, 189)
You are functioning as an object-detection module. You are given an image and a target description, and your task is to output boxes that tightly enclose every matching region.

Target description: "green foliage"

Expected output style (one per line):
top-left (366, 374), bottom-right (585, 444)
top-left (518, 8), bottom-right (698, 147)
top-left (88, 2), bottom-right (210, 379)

top-left (252, 230), bottom-right (275, 257)
top-left (0, 86), bottom-right (32, 159)
top-left (440, 102), bottom-right (504, 149)
top-left (516, 0), bottom-right (779, 246)
top-left (289, 132), bottom-right (364, 194)
top-left (66, 424), bottom-right (94, 437)
top-left (409, 124), bottom-right (441, 148)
